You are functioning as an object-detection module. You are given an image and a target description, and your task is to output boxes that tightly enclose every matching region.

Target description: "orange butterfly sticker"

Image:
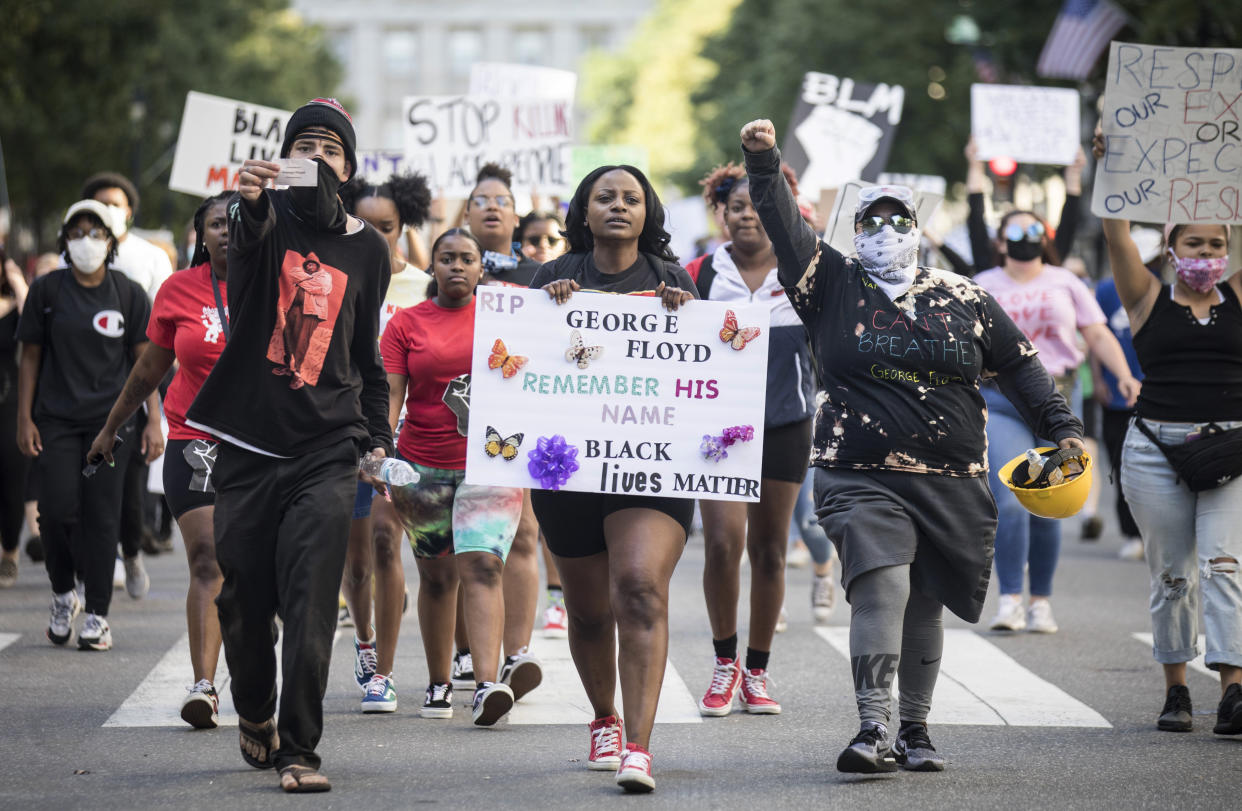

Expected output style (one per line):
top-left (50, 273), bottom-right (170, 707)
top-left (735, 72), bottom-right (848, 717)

top-left (488, 338), bottom-right (528, 379)
top-left (719, 309), bottom-right (761, 351)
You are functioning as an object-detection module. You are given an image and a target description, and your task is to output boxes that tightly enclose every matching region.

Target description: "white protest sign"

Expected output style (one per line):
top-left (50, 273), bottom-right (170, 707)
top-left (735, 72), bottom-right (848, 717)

top-left (971, 84), bottom-right (1081, 166)
top-left (470, 62), bottom-right (577, 101)
top-left (169, 92), bottom-right (292, 197)
top-left (878, 173), bottom-right (947, 196)
top-left (823, 180), bottom-right (943, 258)
top-left (1093, 42), bottom-right (1242, 224)
top-left (465, 290), bottom-right (770, 502)
top-left (403, 95), bottom-right (574, 197)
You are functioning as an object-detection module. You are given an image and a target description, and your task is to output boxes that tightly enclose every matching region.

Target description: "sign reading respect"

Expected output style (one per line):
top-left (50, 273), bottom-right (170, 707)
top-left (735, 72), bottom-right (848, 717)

top-left (464, 290), bottom-right (770, 502)
top-left (1093, 42), bottom-right (1242, 224)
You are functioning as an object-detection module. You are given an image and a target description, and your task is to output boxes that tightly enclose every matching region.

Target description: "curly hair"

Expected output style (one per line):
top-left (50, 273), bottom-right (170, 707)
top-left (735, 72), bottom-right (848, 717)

top-left (81, 172), bottom-right (140, 214)
top-left (339, 171), bottom-right (433, 228)
top-left (563, 165), bottom-right (676, 262)
top-left (469, 162), bottom-right (513, 201)
top-left (189, 191), bottom-right (234, 267)
top-left (57, 209), bottom-right (119, 269)
top-left (700, 162), bottom-right (800, 208)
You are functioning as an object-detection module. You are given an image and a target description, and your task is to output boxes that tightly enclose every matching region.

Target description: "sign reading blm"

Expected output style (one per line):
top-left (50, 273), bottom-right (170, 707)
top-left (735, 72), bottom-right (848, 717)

top-left (464, 290), bottom-right (770, 503)
top-left (782, 72), bottom-right (904, 197)
top-left (1093, 42), bottom-right (1242, 224)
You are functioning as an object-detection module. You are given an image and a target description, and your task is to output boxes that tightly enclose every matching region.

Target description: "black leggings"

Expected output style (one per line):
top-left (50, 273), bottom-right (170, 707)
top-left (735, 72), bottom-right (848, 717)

top-left (0, 394), bottom-right (28, 552)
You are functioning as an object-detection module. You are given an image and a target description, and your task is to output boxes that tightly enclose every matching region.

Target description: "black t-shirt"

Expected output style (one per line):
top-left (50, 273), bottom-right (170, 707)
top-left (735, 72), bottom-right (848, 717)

top-left (482, 251), bottom-right (541, 288)
top-left (17, 268), bottom-right (150, 426)
top-left (186, 190), bottom-right (394, 458)
top-left (530, 252), bottom-right (697, 296)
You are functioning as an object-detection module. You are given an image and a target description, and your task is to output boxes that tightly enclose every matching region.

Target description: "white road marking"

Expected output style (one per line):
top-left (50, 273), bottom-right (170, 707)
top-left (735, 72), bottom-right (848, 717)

top-left (508, 635), bottom-right (702, 725)
top-left (0, 633), bottom-right (19, 654)
top-left (1131, 633), bottom-right (1212, 678)
top-left (816, 627), bottom-right (1111, 727)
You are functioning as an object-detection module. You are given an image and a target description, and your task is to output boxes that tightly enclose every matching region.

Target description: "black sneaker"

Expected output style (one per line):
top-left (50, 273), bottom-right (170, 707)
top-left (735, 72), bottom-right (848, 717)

top-left (893, 722), bottom-right (945, 771)
top-left (499, 649), bottom-right (543, 701)
top-left (420, 682), bottom-right (453, 719)
top-left (471, 681), bottom-right (514, 726)
top-left (1158, 684), bottom-right (1193, 732)
top-left (451, 650), bottom-right (474, 688)
top-left (1213, 683), bottom-right (1242, 735)
top-left (836, 722), bottom-right (898, 774)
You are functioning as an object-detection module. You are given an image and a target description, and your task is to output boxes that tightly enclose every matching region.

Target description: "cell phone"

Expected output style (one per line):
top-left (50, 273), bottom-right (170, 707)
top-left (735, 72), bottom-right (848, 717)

top-left (82, 434), bottom-right (125, 478)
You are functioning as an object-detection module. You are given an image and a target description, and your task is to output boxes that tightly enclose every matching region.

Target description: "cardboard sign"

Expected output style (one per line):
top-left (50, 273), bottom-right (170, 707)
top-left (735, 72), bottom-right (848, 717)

top-left (465, 290), bottom-right (770, 502)
top-left (1093, 42), bottom-right (1242, 224)
top-left (823, 180), bottom-right (943, 258)
top-left (782, 72), bottom-right (904, 197)
top-left (402, 95), bottom-right (574, 197)
top-left (169, 92), bottom-right (292, 197)
top-left (971, 84), bottom-right (1081, 166)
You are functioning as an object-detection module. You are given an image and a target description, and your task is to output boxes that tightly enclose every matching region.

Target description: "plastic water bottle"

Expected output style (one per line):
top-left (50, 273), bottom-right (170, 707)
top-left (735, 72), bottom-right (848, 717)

top-left (1023, 448), bottom-right (1062, 486)
top-left (359, 453), bottom-right (420, 487)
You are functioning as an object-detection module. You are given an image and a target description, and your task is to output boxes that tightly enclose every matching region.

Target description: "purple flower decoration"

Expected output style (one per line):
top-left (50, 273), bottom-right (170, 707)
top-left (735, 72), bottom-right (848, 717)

top-left (527, 434), bottom-right (580, 490)
top-left (701, 434), bottom-right (728, 462)
top-left (721, 425), bottom-right (755, 446)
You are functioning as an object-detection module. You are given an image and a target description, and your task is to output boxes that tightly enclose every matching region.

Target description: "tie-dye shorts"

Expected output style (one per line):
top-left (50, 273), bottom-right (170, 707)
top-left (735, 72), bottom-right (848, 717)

top-left (390, 461), bottom-right (524, 560)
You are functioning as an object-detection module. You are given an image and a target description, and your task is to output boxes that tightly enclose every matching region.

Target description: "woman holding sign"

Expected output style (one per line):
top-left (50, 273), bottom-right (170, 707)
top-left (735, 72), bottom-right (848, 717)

top-left (691, 162), bottom-right (816, 718)
top-left (740, 118), bottom-right (1083, 774)
top-left (1093, 133), bottom-right (1242, 736)
top-left (382, 228), bottom-right (526, 727)
top-left (529, 164), bottom-right (697, 793)
top-left (974, 212), bottom-right (1140, 635)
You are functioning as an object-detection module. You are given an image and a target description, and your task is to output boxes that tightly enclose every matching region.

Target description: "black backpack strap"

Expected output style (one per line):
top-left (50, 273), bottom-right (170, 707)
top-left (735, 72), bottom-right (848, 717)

top-left (694, 253), bottom-right (716, 299)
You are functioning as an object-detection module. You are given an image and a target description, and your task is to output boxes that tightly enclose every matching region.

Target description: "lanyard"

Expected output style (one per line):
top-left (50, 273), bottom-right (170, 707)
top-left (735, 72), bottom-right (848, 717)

top-left (211, 270), bottom-right (230, 342)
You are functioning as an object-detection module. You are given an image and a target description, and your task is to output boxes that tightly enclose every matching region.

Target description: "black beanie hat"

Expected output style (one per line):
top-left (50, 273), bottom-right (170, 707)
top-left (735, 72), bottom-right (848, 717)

top-left (281, 98), bottom-right (357, 179)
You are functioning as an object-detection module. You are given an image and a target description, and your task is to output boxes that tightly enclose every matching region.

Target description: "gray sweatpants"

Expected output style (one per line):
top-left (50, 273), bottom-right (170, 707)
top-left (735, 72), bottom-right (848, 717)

top-left (848, 563), bottom-right (944, 727)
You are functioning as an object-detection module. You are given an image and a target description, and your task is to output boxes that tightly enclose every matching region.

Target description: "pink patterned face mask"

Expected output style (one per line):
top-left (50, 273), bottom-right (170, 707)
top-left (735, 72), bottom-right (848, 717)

top-left (1169, 250), bottom-right (1229, 294)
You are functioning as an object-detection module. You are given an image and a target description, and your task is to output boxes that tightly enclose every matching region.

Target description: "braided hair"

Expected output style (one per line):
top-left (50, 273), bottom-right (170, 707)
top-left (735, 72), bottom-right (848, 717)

top-left (190, 192), bottom-right (234, 267)
top-left (338, 171), bottom-right (432, 228)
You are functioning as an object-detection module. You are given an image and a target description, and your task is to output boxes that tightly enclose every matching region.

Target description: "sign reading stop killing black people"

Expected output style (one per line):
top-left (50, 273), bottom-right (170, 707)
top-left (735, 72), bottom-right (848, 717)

top-left (1093, 42), bottom-right (1242, 224)
top-left (781, 72), bottom-right (904, 197)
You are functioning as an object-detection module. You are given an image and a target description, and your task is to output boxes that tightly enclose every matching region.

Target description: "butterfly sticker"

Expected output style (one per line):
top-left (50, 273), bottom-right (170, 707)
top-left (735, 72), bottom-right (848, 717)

top-left (483, 426), bottom-right (524, 461)
top-left (565, 329), bottom-right (604, 369)
top-left (719, 309), bottom-right (761, 350)
top-left (488, 338), bottom-right (528, 379)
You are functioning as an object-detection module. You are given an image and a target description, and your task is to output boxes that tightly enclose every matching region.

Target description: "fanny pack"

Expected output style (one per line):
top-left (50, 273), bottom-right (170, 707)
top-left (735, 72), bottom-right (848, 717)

top-left (1134, 417), bottom-right (1242, 492)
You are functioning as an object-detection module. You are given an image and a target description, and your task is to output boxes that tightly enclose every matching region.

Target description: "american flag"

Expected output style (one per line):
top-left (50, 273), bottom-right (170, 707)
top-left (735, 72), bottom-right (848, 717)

top-left (1036, 0), bottom-right (1129, 80)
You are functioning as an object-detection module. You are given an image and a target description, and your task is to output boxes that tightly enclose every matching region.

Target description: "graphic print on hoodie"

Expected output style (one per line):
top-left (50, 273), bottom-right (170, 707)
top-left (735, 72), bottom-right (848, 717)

top-left (265, 250), bottom-right (347, 387)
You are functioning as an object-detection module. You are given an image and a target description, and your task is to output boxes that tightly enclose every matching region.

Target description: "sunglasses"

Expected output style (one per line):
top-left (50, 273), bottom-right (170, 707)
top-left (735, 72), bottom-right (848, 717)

top-left (1004, 222), bottom-right (1046, 243)
top-left (857, 214), bottom-right (915, 236)
top-left (524, 234), bottom-right (563, 248)
top-left (470, 194), bottom-right (514, 210)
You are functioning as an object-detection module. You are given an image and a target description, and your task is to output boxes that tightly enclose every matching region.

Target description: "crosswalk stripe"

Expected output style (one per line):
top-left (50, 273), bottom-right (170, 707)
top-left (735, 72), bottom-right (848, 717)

top-left (1131, 633), bottom-right (1212, 678)
top-left (0, 633), bottom-right (19, 654)
top-left (509, 636), bottom-right (701, 725)
top-left (815, 627), bottom-right (1111, 728)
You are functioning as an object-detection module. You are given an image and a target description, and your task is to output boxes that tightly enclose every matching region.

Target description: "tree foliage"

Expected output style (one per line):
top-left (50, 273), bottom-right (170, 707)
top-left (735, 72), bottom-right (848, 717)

top-left (0, 0), bottom-right (340, 249)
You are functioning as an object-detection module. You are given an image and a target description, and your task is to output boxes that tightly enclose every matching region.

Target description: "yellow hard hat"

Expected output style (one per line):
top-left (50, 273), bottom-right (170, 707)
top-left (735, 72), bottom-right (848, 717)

top-left (997, 446), bottom-right (1092, 519)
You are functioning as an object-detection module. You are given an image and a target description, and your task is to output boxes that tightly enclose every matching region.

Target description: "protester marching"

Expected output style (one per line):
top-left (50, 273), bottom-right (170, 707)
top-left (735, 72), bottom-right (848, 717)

top-left (0, 1), bottom-right (1240, 805)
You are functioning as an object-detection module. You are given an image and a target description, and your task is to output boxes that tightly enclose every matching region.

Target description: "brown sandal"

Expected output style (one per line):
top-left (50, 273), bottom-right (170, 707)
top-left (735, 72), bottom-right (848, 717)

top-left (238, 717), bottom-right (279, 770)
top-left (279, 764), bottom-right (331, 793)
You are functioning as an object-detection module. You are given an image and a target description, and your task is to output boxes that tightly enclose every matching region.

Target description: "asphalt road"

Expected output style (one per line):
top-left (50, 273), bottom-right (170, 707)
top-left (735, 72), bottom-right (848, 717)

top-left (2, 487), bottom-right (1239, 809)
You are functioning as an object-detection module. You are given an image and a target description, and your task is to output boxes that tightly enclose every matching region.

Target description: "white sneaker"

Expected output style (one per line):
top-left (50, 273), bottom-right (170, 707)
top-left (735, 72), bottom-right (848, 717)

top-left (113, 558), bottom-right (125, 589)
top-left (774, 605), bottom-right (789, 634)
top-left (123, 554), bottom-right (149, 599)
top-left (811, 573), bottom-right (835, 624)
top-left (78, 613), bottom-right (112, 651)
top-left (989, 594), bottom-right (1026, 631)
top-left (1118, 538), bottom-right (1145, 561)
top-left (1026, 599), bottom-right (1058, 634)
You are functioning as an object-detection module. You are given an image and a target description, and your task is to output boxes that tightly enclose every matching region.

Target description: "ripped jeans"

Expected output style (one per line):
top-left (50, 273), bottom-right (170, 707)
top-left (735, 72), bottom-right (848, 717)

top-left (1121, 418), bottom-right (1242, 669)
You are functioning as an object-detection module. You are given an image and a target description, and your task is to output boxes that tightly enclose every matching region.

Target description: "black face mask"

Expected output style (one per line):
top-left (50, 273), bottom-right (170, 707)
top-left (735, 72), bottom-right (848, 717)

top-left (1005, 239), bottom-right (1043, 262)
top-left (288, 158), bottom-right (348, 234)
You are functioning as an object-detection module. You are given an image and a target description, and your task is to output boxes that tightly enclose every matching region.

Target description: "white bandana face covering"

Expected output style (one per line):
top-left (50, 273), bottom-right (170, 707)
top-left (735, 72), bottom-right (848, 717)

top-left (853, 226), bottom-right (920, 284)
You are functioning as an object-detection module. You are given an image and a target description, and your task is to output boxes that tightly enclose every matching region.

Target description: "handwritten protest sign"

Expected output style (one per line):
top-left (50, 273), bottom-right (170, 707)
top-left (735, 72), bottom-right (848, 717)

top-left (971, 84), bottom-right (1081, 166)
top-left (402, 95), bottom-right (574, 197)
top-left (823, 180), bottom-right (943, 258)
top-left (1093, 42), bottom-right (1242, 224)
top-left (169, 92), bottom-right (292, 196)
top-left (465, 290), bottom-right (770, 502)
top-left (782, 72), bottom-right (904, 197)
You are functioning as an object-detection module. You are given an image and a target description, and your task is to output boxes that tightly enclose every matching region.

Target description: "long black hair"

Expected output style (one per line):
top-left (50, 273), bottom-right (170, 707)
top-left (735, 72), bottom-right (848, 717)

top-left (338, 171), bottom-right (432, 228)
top-left (564, 165), bottom-right (676, 262)
top-left (190, 191), bottom-right (234, 267)
top-left (426, 227), bottom-right (485, 298)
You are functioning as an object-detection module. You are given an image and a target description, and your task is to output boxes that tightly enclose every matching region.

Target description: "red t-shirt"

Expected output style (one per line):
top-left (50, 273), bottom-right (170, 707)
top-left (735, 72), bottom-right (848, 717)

top-left (683, 253), bottom-right (707, 282)
top-left (146, 264), bottom-right (228, 440)
top-left (381, 299), bottom-right (474, 469)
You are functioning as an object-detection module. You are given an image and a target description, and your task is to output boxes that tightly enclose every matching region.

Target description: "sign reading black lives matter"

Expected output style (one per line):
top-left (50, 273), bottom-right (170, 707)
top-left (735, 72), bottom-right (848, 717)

top-left (169, 92), bottom-right (292, 196)
top-left (464, 291), bottom-right (769, 503)
top-left (1093, 42), bottom-right (1242, 224)
top-left (782, 72), bottom-right (905, 197)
